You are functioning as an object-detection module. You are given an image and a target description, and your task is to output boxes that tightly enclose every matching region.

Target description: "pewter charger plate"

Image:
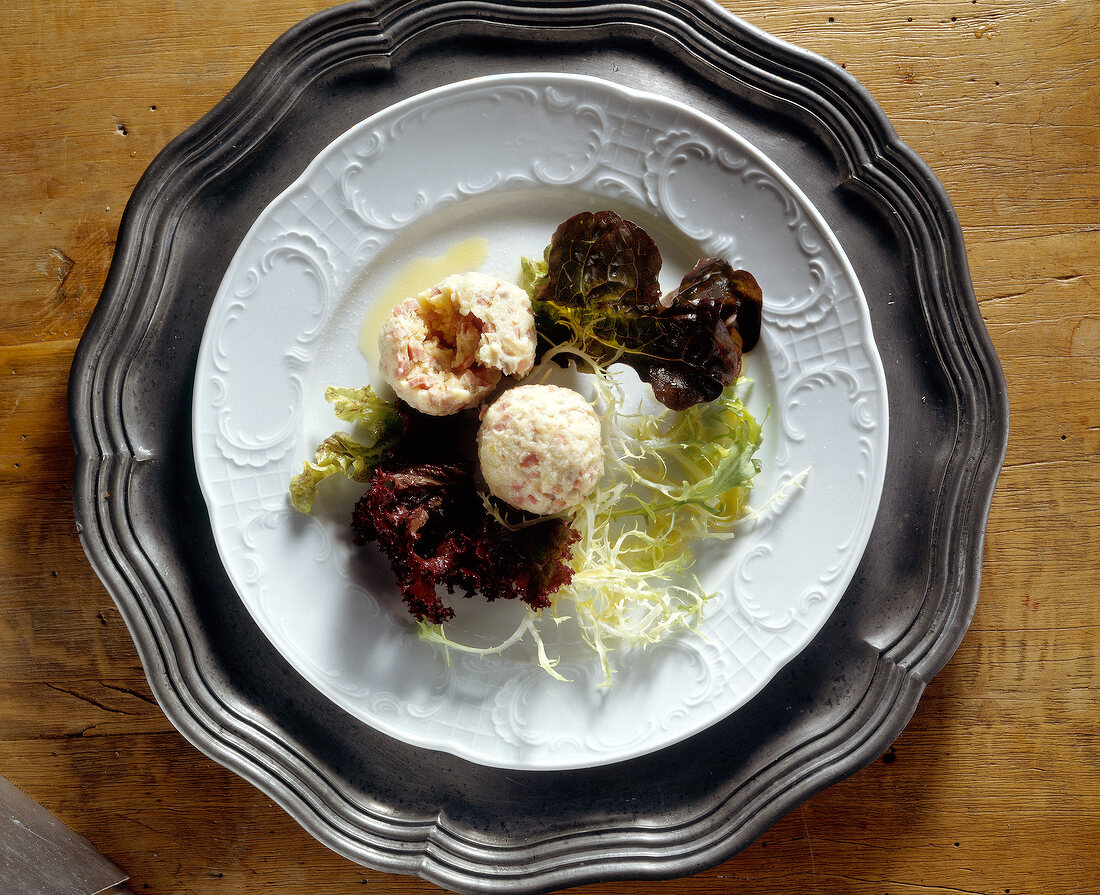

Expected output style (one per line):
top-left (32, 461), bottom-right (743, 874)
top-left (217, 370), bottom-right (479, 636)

top-left (70, 2), bottom-right (1006, 892)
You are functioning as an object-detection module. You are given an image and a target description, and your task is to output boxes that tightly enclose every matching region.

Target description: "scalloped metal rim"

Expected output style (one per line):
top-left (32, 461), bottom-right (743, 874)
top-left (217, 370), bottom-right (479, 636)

top-left (69, 2), bottom-right (1008, 893)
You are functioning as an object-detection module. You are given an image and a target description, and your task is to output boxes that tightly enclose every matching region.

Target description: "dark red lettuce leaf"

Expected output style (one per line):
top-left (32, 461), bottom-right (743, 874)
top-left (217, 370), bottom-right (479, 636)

top-left (529, 209), bottom-right (663, 358)
top-left (639, 258), bottom-right (764, 410)
top-left (534, 209), bottom-right (663, 312)
top-left (352, 461), bottom-right (578, 624)
top-left (669, 257), bottom-right (763, 352)
top-left (528, 211), bottom-right (762, 409)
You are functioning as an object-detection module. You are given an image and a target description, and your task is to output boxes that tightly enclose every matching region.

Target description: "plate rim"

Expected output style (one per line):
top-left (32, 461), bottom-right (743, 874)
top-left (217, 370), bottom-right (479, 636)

top-left (69, 1), bottom-right (1008, 892)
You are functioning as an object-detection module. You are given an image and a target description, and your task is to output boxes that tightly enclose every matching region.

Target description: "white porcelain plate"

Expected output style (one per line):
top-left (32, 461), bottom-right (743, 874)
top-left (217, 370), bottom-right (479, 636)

top-left (193, 73), bottom-right (888, 770)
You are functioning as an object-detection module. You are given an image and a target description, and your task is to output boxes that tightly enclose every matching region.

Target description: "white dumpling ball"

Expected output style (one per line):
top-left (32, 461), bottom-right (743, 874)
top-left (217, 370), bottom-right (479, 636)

top-left (477, 384), bottom-right (604, 515)
top-left (378, 272), bottom-right (536, 416)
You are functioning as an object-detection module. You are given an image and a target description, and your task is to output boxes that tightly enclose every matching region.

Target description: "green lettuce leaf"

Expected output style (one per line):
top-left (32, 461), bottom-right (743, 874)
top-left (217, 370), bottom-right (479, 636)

top-left (626, 384), bottom-right (763, 521)
top-left (324, 385), bottom-right (398, 429)
top-left (288, 386), bottom-right (400, 512)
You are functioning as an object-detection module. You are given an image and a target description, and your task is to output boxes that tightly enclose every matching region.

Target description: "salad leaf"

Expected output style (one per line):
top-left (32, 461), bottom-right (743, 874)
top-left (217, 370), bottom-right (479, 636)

top-left (325, 385), bottom-right (400, 429)
top-left (530, 346), bottom-right (764, 684)
top-left (614, 377), bottom-right (763, 534)
top-left (523, 209), bottom-right (662, 360)
top-left (351, 462), bottom-right (578, 624)
top-left (637, 257), bottom-right (763, 410)
top-left (526, 208), bottom-right (663, 314)
top-left (288, 386), bottom-right (400, 513)
top-left (525, 211), bottom-right (763, 410)
top-left (289, 432), bottom-right (386, 513)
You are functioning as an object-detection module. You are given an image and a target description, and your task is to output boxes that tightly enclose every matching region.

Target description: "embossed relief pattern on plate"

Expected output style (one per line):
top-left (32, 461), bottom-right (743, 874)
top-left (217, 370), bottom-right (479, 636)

top-left (192, 74), bottom-right (888, 769)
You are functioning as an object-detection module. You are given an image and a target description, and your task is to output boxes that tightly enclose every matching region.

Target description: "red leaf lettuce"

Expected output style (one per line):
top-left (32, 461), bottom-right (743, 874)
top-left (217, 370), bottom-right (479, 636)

top-left (523, 210), bottom-right (763, 410)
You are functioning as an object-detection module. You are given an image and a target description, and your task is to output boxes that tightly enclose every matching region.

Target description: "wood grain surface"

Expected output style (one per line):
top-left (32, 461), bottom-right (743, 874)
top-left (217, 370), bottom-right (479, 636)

top-left (1, 1), bottom-right (1097, 893)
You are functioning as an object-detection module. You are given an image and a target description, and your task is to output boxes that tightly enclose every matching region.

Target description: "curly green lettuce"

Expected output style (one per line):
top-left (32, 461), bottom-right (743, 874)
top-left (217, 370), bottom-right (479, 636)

top-left (552, 346), bottom-right (762, 681)
top-left (288, 386), bottom-right (400, 512)
top-left (610, 372), bottom-right (763, 537)
top-left (419, 344), bottom-right (764, 685)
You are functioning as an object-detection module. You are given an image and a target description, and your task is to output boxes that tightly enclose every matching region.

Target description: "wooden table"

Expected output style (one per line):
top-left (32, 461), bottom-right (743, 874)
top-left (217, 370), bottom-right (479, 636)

top-left (2, 2), bottom-right (1096, 893)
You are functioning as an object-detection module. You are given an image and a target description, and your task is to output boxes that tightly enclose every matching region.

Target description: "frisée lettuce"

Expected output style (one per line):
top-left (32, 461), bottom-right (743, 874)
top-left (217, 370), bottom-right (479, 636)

top-left (421, 344), bottom-right (763, 685)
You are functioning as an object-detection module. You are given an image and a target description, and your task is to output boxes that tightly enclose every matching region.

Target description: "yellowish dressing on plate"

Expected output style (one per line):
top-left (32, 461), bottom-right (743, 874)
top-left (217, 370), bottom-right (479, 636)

top-left (357, 236), bottom-right (490, 366)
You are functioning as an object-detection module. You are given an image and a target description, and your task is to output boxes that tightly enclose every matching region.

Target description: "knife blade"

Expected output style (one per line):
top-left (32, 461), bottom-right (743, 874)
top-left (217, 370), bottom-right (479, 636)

top-left (1, 774), bottom-right (131, 895)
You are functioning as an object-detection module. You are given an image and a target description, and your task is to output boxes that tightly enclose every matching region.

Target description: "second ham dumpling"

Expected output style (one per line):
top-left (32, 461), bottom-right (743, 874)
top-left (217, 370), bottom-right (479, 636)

top-left (477, 384), bottom-right (604, 515)
top-left (378, 272), bottom-right (536, 416)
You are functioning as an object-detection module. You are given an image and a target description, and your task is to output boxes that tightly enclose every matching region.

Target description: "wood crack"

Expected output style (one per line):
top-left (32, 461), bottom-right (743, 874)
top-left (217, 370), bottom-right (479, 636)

top-left (101, 682), bottom-right (158, 706)
top-left (45, 683), bottom-right (137, 716)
